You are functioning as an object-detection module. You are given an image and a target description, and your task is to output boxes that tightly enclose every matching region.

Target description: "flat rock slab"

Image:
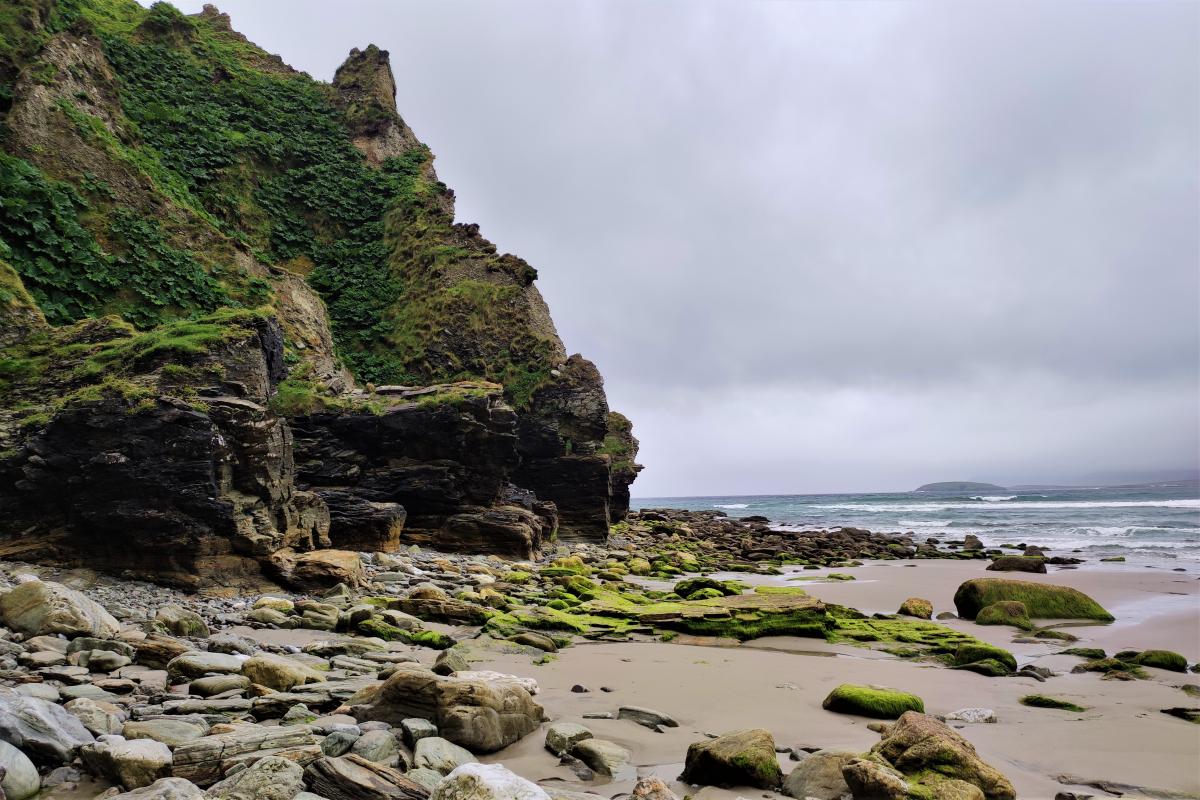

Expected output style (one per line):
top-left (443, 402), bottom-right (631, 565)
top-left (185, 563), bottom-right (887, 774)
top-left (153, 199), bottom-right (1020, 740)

top-left (172, 725), bottom-right (319, 786)
top-left (304, 754), bottom-right (430, 800)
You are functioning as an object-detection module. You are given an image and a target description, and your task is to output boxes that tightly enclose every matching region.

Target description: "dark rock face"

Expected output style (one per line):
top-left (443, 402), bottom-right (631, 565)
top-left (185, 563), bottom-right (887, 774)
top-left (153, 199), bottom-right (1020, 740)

top-left (290, 391), bottom-right (550, 559)
top-left (0, 318), bottom-right (329, 590)
top-left (515, 356), bottom-right (615, 542)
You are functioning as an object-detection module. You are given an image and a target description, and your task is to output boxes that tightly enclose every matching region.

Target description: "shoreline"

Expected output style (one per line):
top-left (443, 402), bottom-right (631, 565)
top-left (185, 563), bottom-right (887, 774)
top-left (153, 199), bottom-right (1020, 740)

top-left (1, 509), bottom-right (1198, 800)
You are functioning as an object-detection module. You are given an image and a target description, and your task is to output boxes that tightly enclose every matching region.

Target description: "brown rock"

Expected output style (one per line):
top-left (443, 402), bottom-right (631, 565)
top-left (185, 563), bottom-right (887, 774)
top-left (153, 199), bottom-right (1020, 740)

top-left (303, 754), bottom-right (429, 800)
top-left (679, 729), bottom-right (782, 790)
top-left (870, 712), bottom-right (1015, 800)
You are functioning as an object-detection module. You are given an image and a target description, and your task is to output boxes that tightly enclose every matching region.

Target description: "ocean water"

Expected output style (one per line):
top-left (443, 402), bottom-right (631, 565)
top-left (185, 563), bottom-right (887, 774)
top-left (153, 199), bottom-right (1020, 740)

top-left (633, 483), bottom-right (1200, 564)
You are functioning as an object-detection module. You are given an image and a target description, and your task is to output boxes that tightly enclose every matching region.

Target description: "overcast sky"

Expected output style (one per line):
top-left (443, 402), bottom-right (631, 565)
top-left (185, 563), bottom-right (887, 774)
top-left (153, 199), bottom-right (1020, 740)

top-left (157, 0), bottom-right (1200, 495)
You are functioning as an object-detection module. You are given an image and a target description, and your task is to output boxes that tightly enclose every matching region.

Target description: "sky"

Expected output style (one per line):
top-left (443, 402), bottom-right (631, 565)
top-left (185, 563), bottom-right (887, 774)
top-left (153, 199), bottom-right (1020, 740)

top-left (154, 0), bottom-right (1200, 496)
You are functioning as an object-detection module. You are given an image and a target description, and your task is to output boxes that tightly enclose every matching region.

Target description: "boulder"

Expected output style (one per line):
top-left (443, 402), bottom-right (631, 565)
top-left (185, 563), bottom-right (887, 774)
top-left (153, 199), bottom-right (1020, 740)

top-left (679, 728), bottom-right (782, 789)
top-left (241, 653), bottom-right (326, 691)
top-left (429, 763), bottom-right (549, 800)
top-left (153, 606), bottom-right (210, 638)
top-left (348, 665), bottom-right (542, 753)
top-left (0, 580), bottom-right (119, 638)
top-left (303, 755), bottom-right (430, 800)
top-left (986, 557), bottom-right (1046, 574)
top-left (414, 737), bottom-right (476, 775)
top-left (81, 737), bottom-right (173, 790)
top-left (450, 671), bottom-right (538, 696)
top-left (631, 776), bottom-right (679, 799)
top-left (782, 749), bottom-right (857, 799)
top-left (870, 712), bottom-right (1015, 799)
top-left (897, 598), bottom-right (933, 619)
top-left (570, 738), bottom-right (631, 777)
top-left (953, 579), bottom-right (1112, 621)
top-left (544, 723), bottom-right (592, 757)
top-left (0, 740), bottom-right (40, 800)
top-left (134, 635), bottom-right (192, 670)
top-left (205, 755), bottom-right (306, 800)
top-left (0, 690), bottom-right (95, 764)
top-left (281, 550), bottom-right (364, 590)
top-left (105, 778), bottom-right (205, 799)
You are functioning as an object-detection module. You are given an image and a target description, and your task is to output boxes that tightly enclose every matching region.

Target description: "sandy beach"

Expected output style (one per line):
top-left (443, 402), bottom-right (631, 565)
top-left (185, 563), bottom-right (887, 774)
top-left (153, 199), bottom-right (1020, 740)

top-left (453, 558), bottom-right (1200, 799)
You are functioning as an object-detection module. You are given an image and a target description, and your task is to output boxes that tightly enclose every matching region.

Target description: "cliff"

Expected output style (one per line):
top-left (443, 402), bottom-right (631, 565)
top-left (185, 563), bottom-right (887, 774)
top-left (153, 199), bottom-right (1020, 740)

top-left (0, 0), bottom-right (639, 586)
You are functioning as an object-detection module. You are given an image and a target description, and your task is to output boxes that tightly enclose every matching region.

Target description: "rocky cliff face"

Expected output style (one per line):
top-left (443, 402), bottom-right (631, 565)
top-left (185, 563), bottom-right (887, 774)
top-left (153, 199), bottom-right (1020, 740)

top-left (0, 0), bottom-right (639, 586)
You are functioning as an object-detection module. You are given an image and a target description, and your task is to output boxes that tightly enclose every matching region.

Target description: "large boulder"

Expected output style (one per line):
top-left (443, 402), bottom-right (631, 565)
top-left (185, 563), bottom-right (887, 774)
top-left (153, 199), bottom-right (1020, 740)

top-left (278, 550), bottom-right (365, 590)
top-left (81, 737), bottom-right (173, 790)
top-left (782, 749), bottom-right (857, 799)
top-left (868, 712), bottom-right (1015, 799)
top-left (430, 763), bottom-right (549, 800)
top-left (0, 740), bottom-right (40, 800)
top-left (679, 729), bottom-right (781, 790)
top-left (0, 690), bottom-right (95, 764)
top-left (348, 665), bottom-right (542, 753)
top-left (153, 606), bottom-right (210, 638)
top-left (953, 579), bottom-right (1112, 621)
top-left (0, 580), bottom-right (119, 638)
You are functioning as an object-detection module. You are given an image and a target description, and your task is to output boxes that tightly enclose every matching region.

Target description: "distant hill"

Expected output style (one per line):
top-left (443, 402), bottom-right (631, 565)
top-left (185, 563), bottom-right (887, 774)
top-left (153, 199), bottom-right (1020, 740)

top-left (915, 481), bottom-right (1007, 493)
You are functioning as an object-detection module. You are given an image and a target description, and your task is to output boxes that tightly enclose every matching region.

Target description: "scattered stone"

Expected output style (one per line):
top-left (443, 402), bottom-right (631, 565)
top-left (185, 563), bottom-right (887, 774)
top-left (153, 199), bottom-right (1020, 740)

top-left (241, 653), bottom-right (326, 691)
top-left (105, 777), bottom-right (205, 799)
top-left (400, 718), bottom-right (438, 748)
top-left (165, 651), bottom-right (245, 683)
top-left (946, 708), bottom-right (998, 724)
top-left (172, 725), bottom-right (319, 786)
top-left (617, 706), bottom-right (679, 730)
top-left (630, 776), bottom-right (679, 799)
top-left (986, 556), bottom-right (1047, 574)
top-left (781, 749), bottom-right (857, 800)
top-left (122, 718), bottom-right (208, 748)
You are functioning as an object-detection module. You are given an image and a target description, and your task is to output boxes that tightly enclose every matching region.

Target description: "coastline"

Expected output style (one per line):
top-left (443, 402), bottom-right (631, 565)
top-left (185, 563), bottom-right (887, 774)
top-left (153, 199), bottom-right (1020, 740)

top-left (2, 510), bottom-right (1199, 800)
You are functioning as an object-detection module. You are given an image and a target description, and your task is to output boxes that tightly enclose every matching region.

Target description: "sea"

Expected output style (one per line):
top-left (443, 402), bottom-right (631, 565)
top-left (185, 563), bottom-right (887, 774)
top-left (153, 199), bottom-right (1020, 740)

top-left (633, 482), bottom-right (1200, 565)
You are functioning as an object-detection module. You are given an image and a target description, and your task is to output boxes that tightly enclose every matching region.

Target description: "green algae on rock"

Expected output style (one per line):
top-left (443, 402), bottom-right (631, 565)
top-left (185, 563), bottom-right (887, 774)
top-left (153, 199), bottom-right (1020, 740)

top-left (953, 578), bottom-right (1113, 622)
top-left (952, 643), bottom-right (1017, 673)
top-left (974, 600), bottom-right (1034, 630)
top-left (1130, 650), bottom-right (1190, 673)
top-left (897, 597), bottom-right (933, 619)
top-left (679, 728), bottom-right (782, 790)
top-left (1020, 695), bottom-right (1087, 712)
top-left (822, 684), bottom-right (925, 719)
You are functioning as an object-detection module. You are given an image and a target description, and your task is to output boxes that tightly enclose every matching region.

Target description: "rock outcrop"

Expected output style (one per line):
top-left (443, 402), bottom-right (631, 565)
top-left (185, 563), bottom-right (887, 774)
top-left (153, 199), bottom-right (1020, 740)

top-left (0, 0), bottom-right (639, 585)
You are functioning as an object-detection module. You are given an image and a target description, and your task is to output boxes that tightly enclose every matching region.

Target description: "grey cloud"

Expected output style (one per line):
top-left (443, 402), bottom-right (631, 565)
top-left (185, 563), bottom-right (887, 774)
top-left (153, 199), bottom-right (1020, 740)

top-left (155, 0), bottom-right (1199, 494)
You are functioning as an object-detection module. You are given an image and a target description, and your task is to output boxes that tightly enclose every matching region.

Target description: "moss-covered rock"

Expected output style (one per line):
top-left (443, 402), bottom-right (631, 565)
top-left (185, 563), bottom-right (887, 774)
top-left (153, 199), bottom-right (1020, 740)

top-left (953, 643), bottom-right (1017, 672)
top-left (1061, 647), bottom-right (1106, 660)
top-left (974, 601), bottom-right (1033, 630)
top-left (985, 556), bottom-right (1046, 574)
top-left (679, 728), bottom-right (782, 789)
top-left (821, 684), bottom-right (925, 719)
top-left (897, 597), bottom-right (933, 619)
top-left (674, 577), bottom-right (739, 600)
top-left (870, 712), bottom-right (1016, 800)
top-left (1019, 695), bottom-right (1086, 712)
top-left (1130, 649), bottom-right (1189, 673)
top-left (953, 578), bottom-right (1113, 621)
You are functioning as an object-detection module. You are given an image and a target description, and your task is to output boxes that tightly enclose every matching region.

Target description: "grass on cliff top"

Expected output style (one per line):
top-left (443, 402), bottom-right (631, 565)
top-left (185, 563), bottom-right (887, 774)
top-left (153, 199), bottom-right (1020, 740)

top-left (954, 578), bottom-right (1114, 622)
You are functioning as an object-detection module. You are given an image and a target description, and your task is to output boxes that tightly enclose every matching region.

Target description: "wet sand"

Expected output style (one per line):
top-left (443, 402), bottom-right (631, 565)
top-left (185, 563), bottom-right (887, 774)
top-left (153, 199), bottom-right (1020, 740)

top-left (467, 559), bottom-right (1200, 799)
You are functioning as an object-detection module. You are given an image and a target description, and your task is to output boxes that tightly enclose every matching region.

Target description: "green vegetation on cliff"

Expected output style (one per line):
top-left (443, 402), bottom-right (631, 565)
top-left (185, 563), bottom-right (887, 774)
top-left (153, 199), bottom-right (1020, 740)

top-left (0, 0), bottom-right (564, 397)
